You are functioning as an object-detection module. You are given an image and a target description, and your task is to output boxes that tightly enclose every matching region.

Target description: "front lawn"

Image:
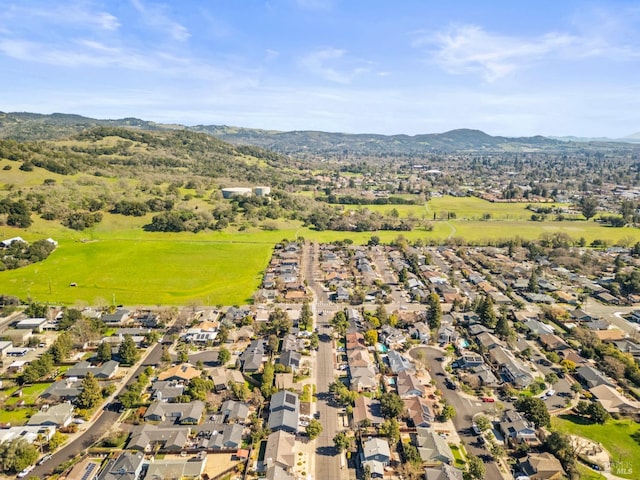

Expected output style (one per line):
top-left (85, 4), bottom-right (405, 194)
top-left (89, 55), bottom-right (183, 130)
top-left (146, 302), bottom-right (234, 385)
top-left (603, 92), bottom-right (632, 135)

top-left (449, 443), bottom-right (467, 469)
top-left (552, 415), bottom-right (640, 479)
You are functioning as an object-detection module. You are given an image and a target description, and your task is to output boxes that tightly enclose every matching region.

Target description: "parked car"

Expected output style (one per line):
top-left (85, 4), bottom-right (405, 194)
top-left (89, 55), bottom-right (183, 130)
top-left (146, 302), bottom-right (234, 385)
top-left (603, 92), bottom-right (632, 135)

top-left (482, 397), bottom-right (495, 403)
top-left (546, 389), bottom-right (556, 397)
top-left (472, 424), bottom-right (481, 435)
top-left (17, 465), bottom-right (35, 478)
top-left (38, 454), bottom-right (52, 465)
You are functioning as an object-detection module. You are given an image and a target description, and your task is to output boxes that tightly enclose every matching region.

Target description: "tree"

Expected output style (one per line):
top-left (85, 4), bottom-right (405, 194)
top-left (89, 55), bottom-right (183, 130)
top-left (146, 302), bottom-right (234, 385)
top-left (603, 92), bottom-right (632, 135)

top-left (267, 334), bottom-right (279, 354)
top-left (475, 415), bottom-right (491, 432)
top-left (76, 372), bottom-right (103, 410)
top-left (570, 382), bottom-right (583, 397)
top-left (587, 402), bottom-right (610, 424)
top-left (333, 432), bottom-right (351, 453)
top-left (439, 404), bottom-right (456, 422)
top-left (380, 392), bottom-right (404, 418)
top-left (161, 346), bottom-right (171, 364)
top-left (364, 329), bottom-right (378, 346)
top-left (306, 419), bottom-right (323, 440)
top-left (330, 310), bottom-right (349, 336)
top-left (495, 311), bottom-right (513, 340)
top-left (579, 196), bottom-right (599, 220)
top-left (218, 346), bottom-right (231, 365)
top-left (309, 332), bottom-right (319, 350)
top-left (375, 304), bottom-right (388, 325)
top-left (261, 362), bottom-right (275, 398)
top-left (118, 335), bottom-right (139, 366)
top-left (427, 292), bottom-right (442, 330)
top-left (528, 269), bottom-right (539, 293)
top-left (47, 431), bottom-right (66, 451)
top-left (300, 301), bottom-right (312, 330)
top-left (186, 377), bottom-right (214, 402)
top-left (478, 295), bottom-right (497, 328)
top-left (465, 453), bottom-right (485, 480)
top-left (545, 372), bottom-right (559, 386)
top-left (515, 396), bottom-right (550, 428)
top-left (0, 438), bottom-right (39, 474)
top-left (96, 341), bottom-right (112, 362)
top-left (379, 418), bottom-right (400, 442)
top-left (177, 345), bottom-right (189, 363)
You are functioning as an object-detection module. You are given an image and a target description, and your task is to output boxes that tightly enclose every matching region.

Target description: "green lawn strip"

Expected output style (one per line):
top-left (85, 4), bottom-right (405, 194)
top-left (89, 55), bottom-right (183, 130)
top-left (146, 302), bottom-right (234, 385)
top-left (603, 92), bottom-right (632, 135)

top-left (449, 443), bottom-right (467, 468)
top-left (552, 415), bottom-right (640, 479)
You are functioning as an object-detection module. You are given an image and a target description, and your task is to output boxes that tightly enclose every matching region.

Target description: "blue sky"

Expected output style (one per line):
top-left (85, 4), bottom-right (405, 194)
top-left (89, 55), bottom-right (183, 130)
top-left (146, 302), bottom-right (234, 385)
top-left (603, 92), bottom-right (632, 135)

top-left (1, 0), bottom-right (639, 137)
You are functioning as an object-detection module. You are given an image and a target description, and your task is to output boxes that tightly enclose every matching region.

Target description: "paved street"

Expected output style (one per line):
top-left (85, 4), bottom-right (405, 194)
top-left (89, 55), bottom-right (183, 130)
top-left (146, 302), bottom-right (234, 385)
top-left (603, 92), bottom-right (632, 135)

top-left (413, 345), bottom-right (507, 480)
top-left (30, 341), bottom-right (165, 478)
top-left (303, 242), bottom-right (344, 480)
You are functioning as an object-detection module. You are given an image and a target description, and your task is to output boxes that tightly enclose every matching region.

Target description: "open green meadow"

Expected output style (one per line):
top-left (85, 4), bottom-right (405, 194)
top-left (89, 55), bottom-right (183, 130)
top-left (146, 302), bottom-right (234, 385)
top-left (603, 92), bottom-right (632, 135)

top-left (1, 195), bottom-right (639, 306)
top-left (552, 415), bottom-right (640, 479)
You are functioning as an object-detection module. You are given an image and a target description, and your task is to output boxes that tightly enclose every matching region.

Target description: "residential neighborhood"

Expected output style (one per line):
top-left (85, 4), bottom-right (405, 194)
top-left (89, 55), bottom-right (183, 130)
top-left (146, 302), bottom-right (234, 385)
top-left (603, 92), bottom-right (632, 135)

top-left (1, 239), bottom-right (640, 480)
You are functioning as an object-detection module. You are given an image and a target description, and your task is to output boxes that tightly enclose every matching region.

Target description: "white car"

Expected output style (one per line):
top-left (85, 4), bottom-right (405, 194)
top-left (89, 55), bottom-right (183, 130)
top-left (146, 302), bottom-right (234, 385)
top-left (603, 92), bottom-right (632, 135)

top-left (17, 465), bottom-right (35, 478)
top-left (546, 389), bottom-right (556, 397)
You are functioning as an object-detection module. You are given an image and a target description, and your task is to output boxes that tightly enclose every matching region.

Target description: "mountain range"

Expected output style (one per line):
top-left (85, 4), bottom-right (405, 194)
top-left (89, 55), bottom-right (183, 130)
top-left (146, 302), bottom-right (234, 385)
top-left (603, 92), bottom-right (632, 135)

top-left (1, 111), bottom-right (639, 156)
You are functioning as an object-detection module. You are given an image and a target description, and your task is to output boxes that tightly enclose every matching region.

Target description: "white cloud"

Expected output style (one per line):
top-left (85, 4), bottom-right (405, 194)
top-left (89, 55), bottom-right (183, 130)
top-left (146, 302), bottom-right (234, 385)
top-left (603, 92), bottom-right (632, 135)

top-left (0, 3), bottom-right (120, 31)
top-left (130, 0), bottom-right (190, 41)
top-left (299, 48), bottom-right (369, 84)
top-left (417, 25), bottom-right (577, 82)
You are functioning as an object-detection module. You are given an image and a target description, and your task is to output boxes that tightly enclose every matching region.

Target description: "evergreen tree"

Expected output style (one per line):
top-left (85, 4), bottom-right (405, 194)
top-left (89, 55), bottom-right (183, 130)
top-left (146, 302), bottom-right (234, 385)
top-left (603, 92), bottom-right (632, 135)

top-left (76, 372), bottom-right (103, 410)
top-left (528, 269), bottom-right (539, 293)
top-left (479, 295), bottom-right (497, 328)
top-left (118, 334), bottom-right (139, 366)
top-left (495, 311), bottom-right (513, 340)
top-left (427, 292), bottom-right (442, 330)
top-left (96, 341), bottom-right (112, 362)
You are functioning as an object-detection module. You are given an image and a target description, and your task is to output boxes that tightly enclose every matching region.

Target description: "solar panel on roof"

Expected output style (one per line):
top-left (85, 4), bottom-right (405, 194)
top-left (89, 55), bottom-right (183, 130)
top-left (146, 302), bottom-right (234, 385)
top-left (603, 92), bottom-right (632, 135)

top-left (80, 462), bottom-right (97, 480)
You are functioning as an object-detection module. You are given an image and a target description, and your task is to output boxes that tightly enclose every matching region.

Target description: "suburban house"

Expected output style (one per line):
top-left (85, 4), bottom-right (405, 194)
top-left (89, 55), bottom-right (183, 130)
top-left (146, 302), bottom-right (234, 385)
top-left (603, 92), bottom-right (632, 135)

top-left (238, 339), bottom-right (266, 373)
top-left (538, 333), bottom-right (569, 351)
top-left (262, 430), bottom-right (296, 475)
top-left (41, 378), bottom-right (84, 402)
top-left (387, 349), bottom-right (415, 374)
top-left (127, 425), bottom-right (190, 451)
top-left (220, 400), bottom-right (250, 424)
top-left (576, 366), bottom-right (616, 389)
top-left (278, 350), bottom-right (302, 372)
top-left (516, 452), bottom-right (566, 480)
top-left (396, 370), bottom-right (425, 398)
top-left (489, 346), bottom-right (535, 388)
top-left (157, 363), bottom-right (201, 383)
top-left (361, 437), bottom-right (391, 478)
top-left (267, 390), bottom-right (299, 434)
top-left (425, 464), bottom-right (464, 480)
top-left (65, 360), bottom-right (119, 379)
top-left (403, 396), bottom-right (434, 427)
top-left (150, 381), bottom-right (185, 402)
top-left (27, 403), bottom-right (74, 427)
top-left (144, 457), bottom-right (206, 480)
top-left (208, 423), bottom-right (244, 449)
top-left (96, 452), bottom-right (144, 480)
top-left (499, 410), bottom-right (539, 446)
top-left (101, 308), bottom-right (131, 327)
top-left (415, 427), bottom-right (454, 465)
top-left (210, 366), bottom-right (245, 392)
top-left (589, 385), bottom-right (640, 414)
top-left (353, 396), bottom-right (385, 426)
top-left (144, 400), bottom-right (204, 425)
top-left (0, 425), bottom-right (55, 445)
top-left (350, 365), bottom-right (379, 392)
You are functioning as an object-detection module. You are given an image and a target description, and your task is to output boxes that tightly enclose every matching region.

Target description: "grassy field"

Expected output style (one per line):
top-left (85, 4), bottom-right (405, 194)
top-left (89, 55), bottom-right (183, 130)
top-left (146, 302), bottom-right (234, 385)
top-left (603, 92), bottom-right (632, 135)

top-left (1, 195), bottom-right (639, 306)
top-left (576, 464), bottom-right (606, 480)
top-left (552, 415), bottom-right (640, 479)
top-left (427, 195), bottom-right (569, 221)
